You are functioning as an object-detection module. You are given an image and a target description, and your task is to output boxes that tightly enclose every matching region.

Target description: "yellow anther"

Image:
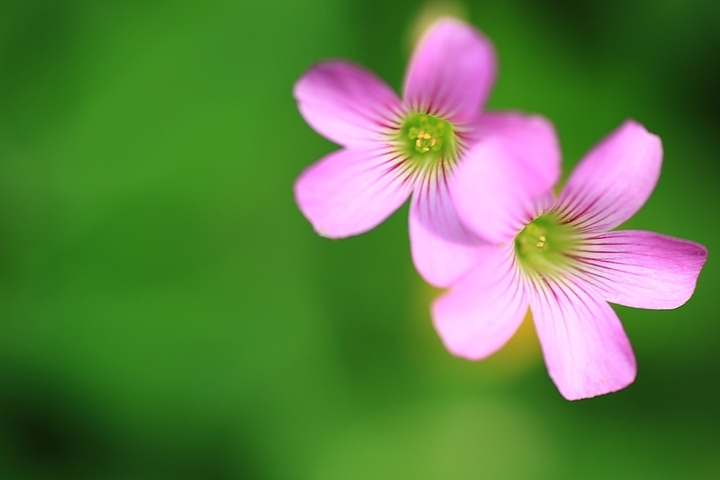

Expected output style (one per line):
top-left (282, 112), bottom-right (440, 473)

top-left (397, 112), bottom-right (455, 165)
top-left (514, 213), bottom-right (581, 278)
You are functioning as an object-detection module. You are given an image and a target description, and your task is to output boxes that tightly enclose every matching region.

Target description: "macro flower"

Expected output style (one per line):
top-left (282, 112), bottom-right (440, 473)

top-left (293, 17), bottom-right (559, 286)
top-left (432, 120), bottom-right (707, 400)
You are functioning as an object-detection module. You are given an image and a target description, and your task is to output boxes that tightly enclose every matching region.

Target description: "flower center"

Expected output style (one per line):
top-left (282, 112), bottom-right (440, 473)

top-left (514, 214), bottom-right (580, 277)
top-left (396, 113), bottom-right (457, 171)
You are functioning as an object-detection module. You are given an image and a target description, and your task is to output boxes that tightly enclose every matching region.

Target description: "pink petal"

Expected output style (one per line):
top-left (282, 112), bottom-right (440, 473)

top-left (451, 138), bottom-right (555, 244)
top-left (432, 246), bottom-right (528, 360)
top-left (403, 18), bottom-right (496, 122)
top-left (409, 175), bottom-right (488, 287)
top-left (478, 112), bottom-right (561, 194)
top-left (575, 230), bottom-right (707, 310)
top-left (294, 146), bottom-right (413, 238)
top-left (557, 120), bottom-right (662, 232)
top-left (294, 61), bottom-right (403, 147)
top-left (529, 278), bottom-right (636, 400)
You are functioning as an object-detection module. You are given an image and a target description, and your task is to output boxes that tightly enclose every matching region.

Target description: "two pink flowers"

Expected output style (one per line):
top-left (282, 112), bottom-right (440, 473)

top-left (292, 18), bottom-right (707, 400)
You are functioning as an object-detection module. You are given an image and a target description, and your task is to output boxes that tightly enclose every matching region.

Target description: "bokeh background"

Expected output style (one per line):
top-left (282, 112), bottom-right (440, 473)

top-left (1, 0), bottom-right (719, 478)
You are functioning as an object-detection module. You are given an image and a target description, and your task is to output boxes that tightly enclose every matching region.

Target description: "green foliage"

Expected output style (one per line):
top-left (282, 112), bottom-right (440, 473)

top-left (0, 0), bottom-right (718, 478)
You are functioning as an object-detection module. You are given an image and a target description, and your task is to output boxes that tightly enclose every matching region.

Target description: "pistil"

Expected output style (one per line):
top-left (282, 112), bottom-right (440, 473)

top-left (396, 112), bottom-right (457, 173)
top-left (514, 213), bottom-right (580, 278)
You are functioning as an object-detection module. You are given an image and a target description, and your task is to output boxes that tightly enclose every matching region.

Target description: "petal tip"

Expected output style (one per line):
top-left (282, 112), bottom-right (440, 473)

top-left (431, 295), bottom-right (496, 362)
top-left (422, 16), bottom-right (478, 37)
top-left (618, 118), bottom-right (663, 152)
top-left (554, 360), bottom-right (637, 401)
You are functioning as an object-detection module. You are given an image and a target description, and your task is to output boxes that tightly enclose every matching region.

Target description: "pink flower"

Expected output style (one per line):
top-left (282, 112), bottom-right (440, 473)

top-left (432, 120), bottom-right (708, 400)
top-left (293, 18), bottom-right (559, 286)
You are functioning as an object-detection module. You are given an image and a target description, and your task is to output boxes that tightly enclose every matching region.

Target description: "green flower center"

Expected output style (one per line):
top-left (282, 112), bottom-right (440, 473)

top-left (514, 214), bottom-right (580, 277)
top-left (397, 113), bottom-right (457, 171)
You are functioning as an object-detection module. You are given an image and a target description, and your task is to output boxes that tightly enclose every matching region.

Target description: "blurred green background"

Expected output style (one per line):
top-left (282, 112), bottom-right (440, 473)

top-left (0, 0), bottom-right (719, 478)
